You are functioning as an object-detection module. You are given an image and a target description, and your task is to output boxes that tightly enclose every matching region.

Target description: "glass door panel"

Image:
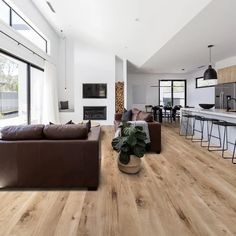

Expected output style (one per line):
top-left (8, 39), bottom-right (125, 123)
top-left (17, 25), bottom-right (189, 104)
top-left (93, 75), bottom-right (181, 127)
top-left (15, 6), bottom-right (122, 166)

top-left (159, 80), bottom-right (186, 107)
top-left (173, 81), bottom-right (185, 106)
top-left (159, 81), bottom-right (171, 106)
top-left (0, 52), bottom-right (27, 127)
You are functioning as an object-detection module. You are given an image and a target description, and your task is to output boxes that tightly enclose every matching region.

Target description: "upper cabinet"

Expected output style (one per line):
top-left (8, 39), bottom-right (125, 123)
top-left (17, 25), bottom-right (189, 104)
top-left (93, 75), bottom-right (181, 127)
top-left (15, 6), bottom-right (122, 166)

top-left (218, 65), bottom-right (236, 84)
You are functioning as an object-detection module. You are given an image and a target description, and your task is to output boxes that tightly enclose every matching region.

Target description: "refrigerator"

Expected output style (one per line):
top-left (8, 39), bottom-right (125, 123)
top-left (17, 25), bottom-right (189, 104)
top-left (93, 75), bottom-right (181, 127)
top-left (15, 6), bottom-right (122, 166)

top-left (215, 83), bottom-right (236, 109)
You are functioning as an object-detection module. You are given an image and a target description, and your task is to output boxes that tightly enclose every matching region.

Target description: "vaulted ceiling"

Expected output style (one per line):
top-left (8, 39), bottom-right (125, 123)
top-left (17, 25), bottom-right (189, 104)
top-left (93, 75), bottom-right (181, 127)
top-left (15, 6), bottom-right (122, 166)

top-left (141, 0), bottom-right (236, 73)
top-left (31, 0), bottom-right (212, 69)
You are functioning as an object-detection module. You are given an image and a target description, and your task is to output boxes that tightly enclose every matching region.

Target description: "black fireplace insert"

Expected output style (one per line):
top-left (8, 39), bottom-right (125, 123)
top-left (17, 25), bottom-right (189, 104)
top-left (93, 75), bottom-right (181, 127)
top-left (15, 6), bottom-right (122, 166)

top-left (83, 106), bottom-right (107, 120)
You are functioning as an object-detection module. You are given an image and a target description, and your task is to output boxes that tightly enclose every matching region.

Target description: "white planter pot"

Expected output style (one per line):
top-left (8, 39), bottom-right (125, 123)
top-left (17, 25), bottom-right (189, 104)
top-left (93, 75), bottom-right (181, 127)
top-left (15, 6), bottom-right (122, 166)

top-left (118, 155), bottom-right (142, 174)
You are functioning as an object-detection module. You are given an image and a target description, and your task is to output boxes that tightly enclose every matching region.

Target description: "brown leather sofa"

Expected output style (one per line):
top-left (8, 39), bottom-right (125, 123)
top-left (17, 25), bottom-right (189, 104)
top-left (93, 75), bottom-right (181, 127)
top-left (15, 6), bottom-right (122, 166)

top-left (114, 108), bottom-right (161, 153)
top-left (0, 124), bottom-right (101, 190)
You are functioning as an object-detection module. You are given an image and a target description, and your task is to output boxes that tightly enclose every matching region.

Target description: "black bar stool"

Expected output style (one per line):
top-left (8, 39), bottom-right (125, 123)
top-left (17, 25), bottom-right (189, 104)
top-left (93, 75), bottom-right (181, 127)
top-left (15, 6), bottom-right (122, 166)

top-left (180, 113), bottom-right (196, 139)
top-left (191, 115), bottom-right (205, 142)
top-left (208, 120), bottom-right (236, 160)
top-left (192, 117), bottom-right (220, 147)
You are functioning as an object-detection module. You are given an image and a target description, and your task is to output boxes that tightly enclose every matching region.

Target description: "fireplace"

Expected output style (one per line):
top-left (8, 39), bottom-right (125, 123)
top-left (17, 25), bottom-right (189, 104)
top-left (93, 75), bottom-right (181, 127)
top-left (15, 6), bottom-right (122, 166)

top-left (83, 106), bottom-right (107, 120)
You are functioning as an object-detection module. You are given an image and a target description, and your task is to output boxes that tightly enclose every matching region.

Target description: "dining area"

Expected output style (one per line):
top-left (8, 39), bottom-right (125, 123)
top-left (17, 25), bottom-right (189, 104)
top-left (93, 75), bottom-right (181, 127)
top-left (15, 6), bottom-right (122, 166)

top-left (145, 104), bottom-right (183, 123)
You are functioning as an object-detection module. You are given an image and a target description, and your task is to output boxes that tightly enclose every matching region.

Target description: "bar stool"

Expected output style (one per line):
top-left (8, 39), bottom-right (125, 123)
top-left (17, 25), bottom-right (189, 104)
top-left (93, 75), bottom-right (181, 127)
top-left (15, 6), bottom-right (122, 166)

top-left (208, 120), bottom-right (236, 160)
top-left (180, 113), bottom-right (196, 139)
top-left (192, 116), bottom-right (221, 147)
top-left (232, 140), bottom-right (236, 164)
top-left (191, 115), bottom-right (205, 142)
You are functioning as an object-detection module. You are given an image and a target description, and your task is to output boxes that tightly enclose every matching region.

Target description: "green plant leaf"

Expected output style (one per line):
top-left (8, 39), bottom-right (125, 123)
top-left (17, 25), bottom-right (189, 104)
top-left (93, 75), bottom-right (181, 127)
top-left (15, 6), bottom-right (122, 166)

top-left (136, 132), bottom-right (146, 141)
top-left (126, 134), bottom-right (137, 146)
top-left (119, 151), bottom-right (130, 165)
top-left (111, 137), bottom-right (122, 151)
top-left (133, 146), bottom-right (145, 158)
top-left (136, 140), bottom-right (146, 147)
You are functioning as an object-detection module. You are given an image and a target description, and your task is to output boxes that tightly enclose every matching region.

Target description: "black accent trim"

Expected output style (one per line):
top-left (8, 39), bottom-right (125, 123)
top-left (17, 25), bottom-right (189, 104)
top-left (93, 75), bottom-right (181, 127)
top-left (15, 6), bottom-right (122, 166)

top-left (9, 8), bottom-right (12, 26)
top-left (27, 64), bottom-right (31, 124)
top-left (0, 48), bottom-right (44, 71)
top-left (1, 0), bottom-right (48, 53)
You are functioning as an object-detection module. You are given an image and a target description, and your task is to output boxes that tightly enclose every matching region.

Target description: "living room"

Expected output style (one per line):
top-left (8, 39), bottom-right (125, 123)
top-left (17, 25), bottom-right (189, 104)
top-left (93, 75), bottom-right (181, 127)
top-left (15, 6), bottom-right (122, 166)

top-left (0, 0), bottom-right (236, 235)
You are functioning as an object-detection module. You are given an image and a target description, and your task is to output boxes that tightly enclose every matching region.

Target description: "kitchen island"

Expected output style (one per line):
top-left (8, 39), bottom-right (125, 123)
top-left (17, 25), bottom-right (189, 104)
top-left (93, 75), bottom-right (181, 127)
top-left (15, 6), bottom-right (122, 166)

top-left (180, 108), bottom-right (236, 152)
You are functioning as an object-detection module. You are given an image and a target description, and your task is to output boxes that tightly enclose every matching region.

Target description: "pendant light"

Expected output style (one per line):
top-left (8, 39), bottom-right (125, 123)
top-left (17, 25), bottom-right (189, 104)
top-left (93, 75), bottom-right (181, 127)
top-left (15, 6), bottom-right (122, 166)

top-left (203, 45), bottom-right (217, 80)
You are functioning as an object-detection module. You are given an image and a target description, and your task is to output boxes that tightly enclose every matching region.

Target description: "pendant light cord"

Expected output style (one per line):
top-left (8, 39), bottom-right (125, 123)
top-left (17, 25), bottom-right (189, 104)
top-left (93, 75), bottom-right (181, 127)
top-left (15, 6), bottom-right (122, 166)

top-left (64, 37), bottom-right (67, 91)
top-left (209, 46), bottom-right (212, 65)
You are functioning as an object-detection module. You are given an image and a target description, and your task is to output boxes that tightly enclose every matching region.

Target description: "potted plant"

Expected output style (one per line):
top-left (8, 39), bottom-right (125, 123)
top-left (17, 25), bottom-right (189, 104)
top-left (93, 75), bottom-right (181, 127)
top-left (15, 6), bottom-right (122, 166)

top-left (112, 122), bottom-right (147, 174)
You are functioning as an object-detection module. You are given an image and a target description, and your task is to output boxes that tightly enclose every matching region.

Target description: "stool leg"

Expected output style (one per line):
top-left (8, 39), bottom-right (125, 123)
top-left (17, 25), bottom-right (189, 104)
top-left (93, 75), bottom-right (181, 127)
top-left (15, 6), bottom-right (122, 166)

top-left (185, 117), bottom-right (189, 138)
top-left (201, 120), bottom-right (210, 147)
top-left (191, 118), bottom-right (196, 141)
top-left (218, 124), bottom-right (222, 148)
top-left (232, 140), bottom-right (236, 164)
top-left (222, 127), bottom-right (226, 158)
top-left (208, 123), bottom-right (222, 150)
top-left (200, 120), bottom-right (204, 146)
top-left (208, 122), bottom-right (213, 151)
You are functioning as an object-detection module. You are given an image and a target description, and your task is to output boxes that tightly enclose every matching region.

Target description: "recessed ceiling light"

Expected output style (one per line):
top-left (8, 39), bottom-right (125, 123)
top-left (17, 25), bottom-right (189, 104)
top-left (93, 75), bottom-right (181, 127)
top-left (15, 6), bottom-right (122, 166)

top-left (182, 68), bottom-right (185, 71)
top-left (46, 1), bottom-right (56, 13)
top-left (135, 18), bottom-right (140, 22)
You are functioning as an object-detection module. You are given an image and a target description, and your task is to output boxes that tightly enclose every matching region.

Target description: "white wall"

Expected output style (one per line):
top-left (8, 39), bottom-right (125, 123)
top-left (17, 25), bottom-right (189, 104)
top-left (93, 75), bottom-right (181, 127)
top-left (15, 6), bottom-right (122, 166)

top-left (123, 59), bottom-right (128, 109)
top-left (115, 56), bottom-right (123, 81)
top-left (187, 69), bottom-right (215, 107)
top-left (59, 39), bottom-right (116, 125)
top-left (58, 37), bottom-right (75, 110)
top-left (127, 73), bottom-right (189, 110)
top-left (127, 70), bottom-right (215, 110)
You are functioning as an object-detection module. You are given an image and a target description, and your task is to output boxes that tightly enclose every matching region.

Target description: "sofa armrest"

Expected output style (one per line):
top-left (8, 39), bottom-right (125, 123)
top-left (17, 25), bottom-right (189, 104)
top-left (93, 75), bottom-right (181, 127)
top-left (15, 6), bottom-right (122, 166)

top-left (147, 122), bottom-right (161, 153)
top-left (114, 113), bottom-right (122, 121)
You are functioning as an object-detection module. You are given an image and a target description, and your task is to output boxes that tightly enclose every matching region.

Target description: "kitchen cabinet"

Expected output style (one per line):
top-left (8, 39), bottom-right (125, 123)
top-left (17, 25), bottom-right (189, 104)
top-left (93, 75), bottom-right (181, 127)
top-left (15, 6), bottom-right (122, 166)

top-left (218, 65), bottom-right (236, 84)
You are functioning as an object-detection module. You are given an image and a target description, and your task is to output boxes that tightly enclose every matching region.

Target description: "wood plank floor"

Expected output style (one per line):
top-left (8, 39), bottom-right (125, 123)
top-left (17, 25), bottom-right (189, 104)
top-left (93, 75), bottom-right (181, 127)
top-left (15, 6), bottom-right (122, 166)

top-left (0, 124), bottom-right (236, 236)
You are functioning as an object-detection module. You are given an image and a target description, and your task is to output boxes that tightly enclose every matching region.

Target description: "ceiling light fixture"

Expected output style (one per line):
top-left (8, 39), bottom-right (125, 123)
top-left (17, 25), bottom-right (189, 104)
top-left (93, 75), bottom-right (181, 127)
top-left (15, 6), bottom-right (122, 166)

top-left (203, 45), bottom-right (217, 80)
top-left (46, 1), bottom-right (56, 13)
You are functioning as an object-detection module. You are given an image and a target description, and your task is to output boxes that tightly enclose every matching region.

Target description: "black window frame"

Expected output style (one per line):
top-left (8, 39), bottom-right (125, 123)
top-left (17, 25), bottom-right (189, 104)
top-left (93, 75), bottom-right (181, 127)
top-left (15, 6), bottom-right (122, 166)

top-left (195, 76), bottom-right (217, 89)
top-left (159, 80), bottom-right (187, 107)
top-left (0, 48), bottom-right (44, 125)
top-left (1, 0), bottom-right (48, 53)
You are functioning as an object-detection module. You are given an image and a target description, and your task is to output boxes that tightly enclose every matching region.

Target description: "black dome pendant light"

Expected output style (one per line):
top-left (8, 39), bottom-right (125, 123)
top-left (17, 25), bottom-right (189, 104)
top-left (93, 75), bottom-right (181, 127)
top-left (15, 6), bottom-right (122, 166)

top-left (203, 45), bottom-right (217, 80)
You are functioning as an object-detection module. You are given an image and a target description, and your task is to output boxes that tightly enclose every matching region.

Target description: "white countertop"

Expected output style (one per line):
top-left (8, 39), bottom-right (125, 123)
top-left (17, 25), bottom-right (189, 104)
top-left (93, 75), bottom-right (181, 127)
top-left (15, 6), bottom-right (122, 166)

top-left (181, 108), bottom-right (236, 119)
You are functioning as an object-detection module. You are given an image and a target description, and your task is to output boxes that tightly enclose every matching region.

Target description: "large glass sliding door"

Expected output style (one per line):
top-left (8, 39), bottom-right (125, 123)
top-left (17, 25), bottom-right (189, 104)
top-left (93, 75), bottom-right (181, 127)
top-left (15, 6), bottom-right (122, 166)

top-left (0, 52), bottom-right (27, 127)
top-left (0, 51), bottom-right (44, 127)
top-left (159, 80), bottom-right (186, 107)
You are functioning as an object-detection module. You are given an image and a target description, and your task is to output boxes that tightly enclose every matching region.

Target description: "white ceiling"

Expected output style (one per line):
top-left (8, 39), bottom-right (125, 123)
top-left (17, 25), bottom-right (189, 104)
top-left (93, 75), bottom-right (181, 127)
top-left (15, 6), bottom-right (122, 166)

top-left (31, 0), bottom-right (212, 67)
top-left (141, 0), bottom-right (236, 74)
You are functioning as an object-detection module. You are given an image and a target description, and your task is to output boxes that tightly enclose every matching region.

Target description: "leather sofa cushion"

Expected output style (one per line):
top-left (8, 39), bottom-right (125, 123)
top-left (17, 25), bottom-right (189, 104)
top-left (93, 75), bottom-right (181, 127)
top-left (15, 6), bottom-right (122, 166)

top-left (137, 111), bottom-right (154, 122)
top-left (1, 125), bottom-right (44, 140)
top-left (43, 124), bottom-right (88, 140)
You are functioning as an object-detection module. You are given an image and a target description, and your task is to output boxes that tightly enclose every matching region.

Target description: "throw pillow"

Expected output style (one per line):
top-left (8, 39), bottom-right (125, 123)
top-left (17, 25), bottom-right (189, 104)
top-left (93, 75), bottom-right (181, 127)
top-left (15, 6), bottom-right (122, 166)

top-left (49, 120), bottom-right (75, 125)
top-left (86, 120), bottom-right (91, 132)
top-left (60, 101), bottom-right (69, 110)
top-left (131, 108), bottom-right (141, 121)
top-left (137, 111), bottom-right (154, 122)
top-left (121, 109), bottom-right (132, 122)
